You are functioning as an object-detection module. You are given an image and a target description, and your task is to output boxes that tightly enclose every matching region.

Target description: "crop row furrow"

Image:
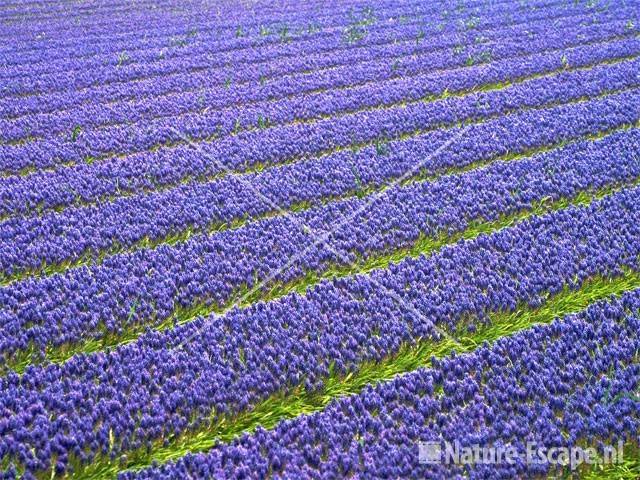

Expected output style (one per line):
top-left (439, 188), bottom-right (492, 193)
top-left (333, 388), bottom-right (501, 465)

top-left (0, 64), bottom-right (637, 285)
top-left (0, 0), bottom-right (475, 76)
top-left (3, 15), bottom-right (635, 147)
top-left (0, 0), bottom-right (485, 98)
top-left (0, 0), bottom-right (380, 55)
top-left (121, 285), bottom-right (640, 479)
top-left (2, 182), bottom-right (640, 477)
top-left (2, 38), bottom-right (637, 178)
top-left (0, 31), bottom-right (637, 180)
top-left (1, 120), bottom-right (637, 374)
top-left (0, 0), bottom-right (424, 58)
top-left (2, 31), bottom-right (636, 225)
top-left (5, 2), bottom-right (640, 480)
top-left (0, 0), bottom-right (594, 119)
top-left (0, 0), bottom-right (404, 76)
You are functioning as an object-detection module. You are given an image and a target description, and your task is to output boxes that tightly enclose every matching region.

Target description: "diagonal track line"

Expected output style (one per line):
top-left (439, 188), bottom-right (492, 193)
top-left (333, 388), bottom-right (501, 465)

top-left (2, 88), bottom-right (637, 287)
top-left (169, 125), bottom-right (470, 355)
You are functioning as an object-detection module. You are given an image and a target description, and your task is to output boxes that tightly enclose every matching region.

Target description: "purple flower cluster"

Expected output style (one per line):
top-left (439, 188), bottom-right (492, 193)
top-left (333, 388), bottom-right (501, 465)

top-left (3, 23), bottom-right (636, 219)
top-left (1, 0), bottom-right (591, 124)
top-left (1, 117), bottom-right (638, 364)
top-left (2, 0), bottom-right (506, 81)
top-left (126, 289), bottom-right (640, 479)
top-left (2, 12), bottom-right (636, 174)
top-left (1, 0), bottom-right (372, 58)
top-left (0, 33), bottom-right (640, 219)
top-left (1, 60), bottom-right (638, 279)
top-left (2, 5), bottom-right (630, 143)
top-left (1, 0), bottom-right (533, 100)
top-left (2, 0), bottom-right (640, 478)
top-left (1, 0), bottom-right (421, 72)
top-left (1, 184), bottom-right (639, 476)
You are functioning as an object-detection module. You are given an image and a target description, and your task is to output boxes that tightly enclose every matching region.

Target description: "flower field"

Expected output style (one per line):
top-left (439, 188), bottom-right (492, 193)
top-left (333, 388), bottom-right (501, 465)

top-left (1, 0), bottom-right (640, 478)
